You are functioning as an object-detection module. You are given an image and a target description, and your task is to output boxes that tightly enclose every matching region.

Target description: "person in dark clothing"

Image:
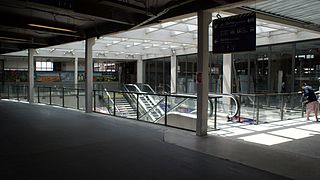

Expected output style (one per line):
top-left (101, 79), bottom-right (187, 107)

top-left (301, 83), bottom-right (319, 121)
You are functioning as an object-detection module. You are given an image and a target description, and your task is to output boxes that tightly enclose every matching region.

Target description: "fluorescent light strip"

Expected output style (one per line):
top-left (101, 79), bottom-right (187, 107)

top-left (28, 24), bottom-right (76, 33)
top-left (0, 36), bottom-right (29, 42)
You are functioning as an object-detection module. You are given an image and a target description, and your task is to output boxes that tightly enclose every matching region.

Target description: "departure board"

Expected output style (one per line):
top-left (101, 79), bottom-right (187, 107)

top-left (212, 13), bottom-right (256, 53)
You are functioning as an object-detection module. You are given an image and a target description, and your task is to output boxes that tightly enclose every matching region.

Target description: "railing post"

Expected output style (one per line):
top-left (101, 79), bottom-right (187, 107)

top-left (280, 94), bottom-right (284, 121)
top-left (17, 85), bottom-right (19, 101)
top-left (49, 87), bottom-right (52, 105)
top-left (165, 95), bottom-right (168, 126)
top-left (214, 97), bottom-right (218, 130)
top-left (113, 91), bottom-right (116, 116)
top-left (7, 85), bottom-right (9, 99)
top-left (256, 96), bottom-right (260, 124)
top-left (93, 90), bottom-right (96, 112)
top-left (107, 95), bottom-right (110, 113)
top-left (37, 86), bottom-right (40, 103)
top-left (238, 95), bottom-right (241, 122)
top-left (136, 93), bottom-right (139, 120)
top-left (37, 87), bottom-right (40, 103)
top-left (301, 103), bottom-right (305, 117)
top-left (62, 87), bottom-right (65, 107)
top-left (77, 88), bottom-right (79, 109)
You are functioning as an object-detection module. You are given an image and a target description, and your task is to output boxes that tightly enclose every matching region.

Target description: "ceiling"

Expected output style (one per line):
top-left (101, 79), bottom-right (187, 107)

top-left (0, 0), bottom-right (251, 55)
top-left (234, 0), bottom-right (320, 33)
top-left (6, 10), bottom-right (320, 61)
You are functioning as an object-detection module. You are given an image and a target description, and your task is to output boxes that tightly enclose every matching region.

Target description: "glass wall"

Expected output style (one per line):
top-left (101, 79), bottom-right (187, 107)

top-left (233, 47), bottom-right (270, 93)
top-left (209, 54), bottom-right (223, 93)
top-left (232, 39), bottom-right (320, 93)
top-left (271, 44), bottom-right (293, 92)
top-left (144, 53), bottom-right (223, 94)
top-left (144, 57), bottom-right (171, 93)
top-left (177, 54), bottom-right (197, 94)
top-left (295, 40), bottom-right (320, 91)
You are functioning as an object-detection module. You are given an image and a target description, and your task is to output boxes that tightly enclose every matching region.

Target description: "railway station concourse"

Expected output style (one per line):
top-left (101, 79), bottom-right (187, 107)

top-left (1, 0), bottom-right (320, 179)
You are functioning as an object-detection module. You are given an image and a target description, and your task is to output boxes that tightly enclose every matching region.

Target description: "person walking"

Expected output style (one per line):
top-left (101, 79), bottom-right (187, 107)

top-left (301, 83), bottom-right (319, 121)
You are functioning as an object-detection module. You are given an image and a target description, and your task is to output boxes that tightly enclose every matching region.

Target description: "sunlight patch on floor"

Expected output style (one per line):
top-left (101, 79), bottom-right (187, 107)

top-left (241, 124), bottom-right (277, 131)
top-left (238, 133), bottom-right (292, 146)
top-left (297, 124), bottom-right (320, 133)
top-left (224, 128), bottom-right (254, 137)
top-left (268, 128), bottom-right (319, 139)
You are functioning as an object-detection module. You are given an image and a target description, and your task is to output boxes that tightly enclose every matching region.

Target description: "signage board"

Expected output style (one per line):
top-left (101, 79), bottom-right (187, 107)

top-left (212, 13), bottom-right (256, 53)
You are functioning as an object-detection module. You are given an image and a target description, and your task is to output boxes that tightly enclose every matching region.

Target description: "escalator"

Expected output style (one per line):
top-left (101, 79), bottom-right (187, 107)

top-left (96, 84), bottom-right (240, 130)
top-left (124, 84), bottom-right (164, 122)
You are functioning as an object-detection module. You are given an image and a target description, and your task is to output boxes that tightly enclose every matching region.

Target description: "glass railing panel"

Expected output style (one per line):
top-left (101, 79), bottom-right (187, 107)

top-left (114, 92), bottom-right (137, 119)
top-left (93, 90), bottom-right (112, 114)
top-left (235, 93), bottom-right (304, 124)
top-left (17, 85), bottom-right (25, 101)
top-left (165, 96), bottom-right (197, 131)
top-left (214, 97), bottom-right (237, 118)
top-left (0, 84), bottom-right (29, 101)
top-left (78, 89), bottom-right (85, 110)
top-left (63, 88), bottom-right (78, 109)
top-left (9, 84), bottom-right (19, 100)
top-left (50, 87), bottom-right (63, 106)
top-left (138, 94), bottom-right (166, 124)
top-left (236, 94), bottom-right (257, 124)
top-left (281, 93), bottom-right (303, 121)
top-left (0, 84), bottom-right (8, 99)
top-left (207, 95), bottom-right (239, 130)
top-left (255, 94), bottom-right (282, 123)
top-left (38, 87), bottom-right (51, 104)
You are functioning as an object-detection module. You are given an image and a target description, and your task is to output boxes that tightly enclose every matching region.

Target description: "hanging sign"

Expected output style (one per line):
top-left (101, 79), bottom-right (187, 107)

top-left (212, 13), bottom-right (256, 53)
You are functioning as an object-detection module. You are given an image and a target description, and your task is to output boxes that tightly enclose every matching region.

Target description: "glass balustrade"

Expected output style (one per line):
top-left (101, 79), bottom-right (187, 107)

top-left (234, 92), bottom-right (304, 124)
top-left (1, 83), bottom-right (308, 132)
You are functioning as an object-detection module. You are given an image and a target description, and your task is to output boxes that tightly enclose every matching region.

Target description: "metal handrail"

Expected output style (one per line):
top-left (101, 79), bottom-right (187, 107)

top-left (233, 92), bottom-right (300, 96)
top-left (209, 93), bottom-right (240, 118)
top-left (103, 88), bottom-right (121, 114)
top-left (122, 84), bottom-right (151, 119)
top-left (125, 84), bottom-right (164, 119)
top-left (153, 96), bottom-right (192, 123)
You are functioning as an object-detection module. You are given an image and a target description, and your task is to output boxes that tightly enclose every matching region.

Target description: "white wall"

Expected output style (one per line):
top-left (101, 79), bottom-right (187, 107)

top-left (4, 57), bottom-right (28, 70)
top-left (62, 62), bottom-right (75, 71)
top-left (4, 56), bottom-right (86, 72)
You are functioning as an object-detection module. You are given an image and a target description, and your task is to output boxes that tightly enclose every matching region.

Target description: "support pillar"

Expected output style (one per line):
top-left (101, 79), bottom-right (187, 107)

top-left (170, 53), bottom-right (177, 94)
top-left (196, 10), bottom-right (211, 136)
top-left (85, 37), bottom-right (95, 113)
top-left (28, 49), bottom-right (35, 103)
top-left (137, 58), bottom-right (143, 84)
top-left (74, 57), bottom-right (78, 88)
top-left (223, 54), bottom-right (232, 94)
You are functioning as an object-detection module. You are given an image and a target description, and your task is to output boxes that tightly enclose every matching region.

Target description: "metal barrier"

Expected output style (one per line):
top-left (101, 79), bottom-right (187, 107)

top-left (233, 92), bottom-right (303, 124)
top-left (36, 86), bottom-right (85, 110)
top-left (1, 83), bottom-right (243, 131)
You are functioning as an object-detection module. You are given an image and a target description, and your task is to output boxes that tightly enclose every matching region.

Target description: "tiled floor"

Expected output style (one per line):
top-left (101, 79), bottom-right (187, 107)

top-left (208, 117), bottom-right (320, 157)
top-left (2, 99), bottom-right (320, 179)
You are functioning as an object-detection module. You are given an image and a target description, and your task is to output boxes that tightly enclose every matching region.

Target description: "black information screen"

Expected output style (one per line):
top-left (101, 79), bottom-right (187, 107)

top-left (212, 13), bottom-right (256, 54)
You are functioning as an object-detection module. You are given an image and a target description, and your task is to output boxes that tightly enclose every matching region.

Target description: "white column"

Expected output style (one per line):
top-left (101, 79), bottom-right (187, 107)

top-left (28, 49), bottom-right (35, 103)
top-left (74, 57), bottom-right (78, 88)
top-left (170, 53), bottom-right (177, 94)
top-left (223, 54), bottom-right (232, 94)
top-left (196, 10), bottom-right (211, 136)
top-left (137, 58), bottom-right (143, 84)
top-left (85, 37), bottom-right (95, 113)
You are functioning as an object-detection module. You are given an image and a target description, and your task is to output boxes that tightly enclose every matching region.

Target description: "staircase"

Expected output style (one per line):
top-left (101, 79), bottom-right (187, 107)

top-left (139, 95), bottom-right (162, 121)
top-left (114, 96), bottom-right (137, 119)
